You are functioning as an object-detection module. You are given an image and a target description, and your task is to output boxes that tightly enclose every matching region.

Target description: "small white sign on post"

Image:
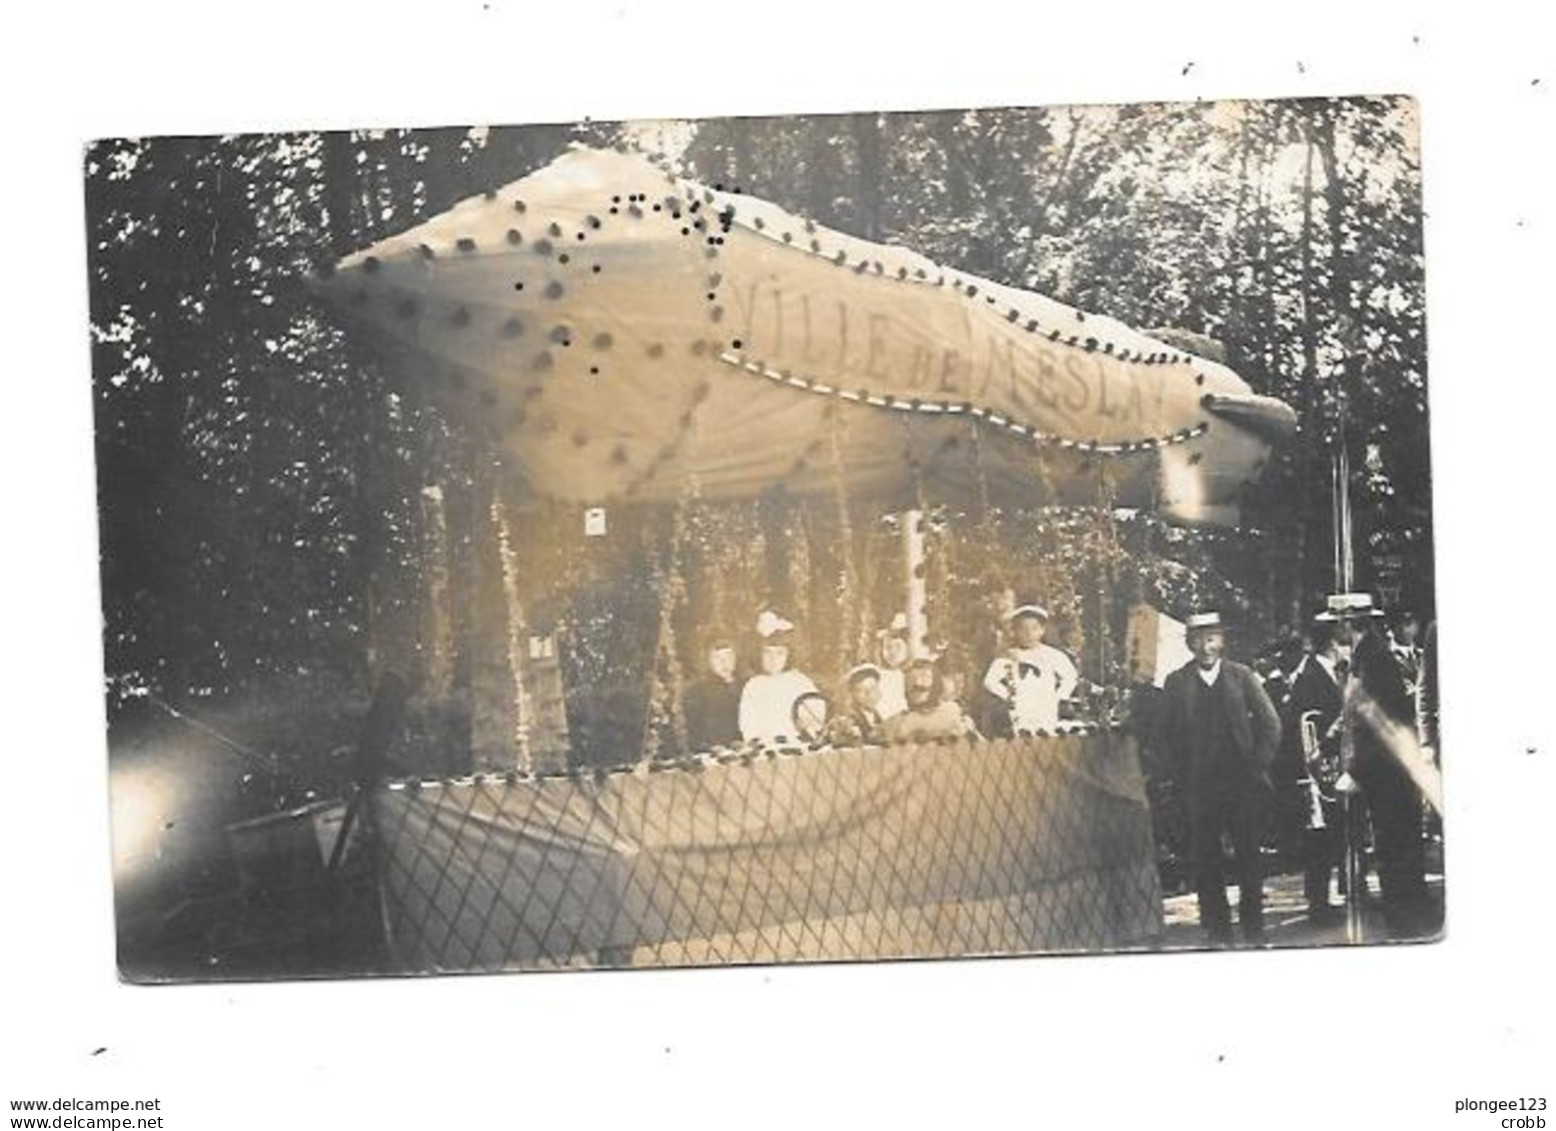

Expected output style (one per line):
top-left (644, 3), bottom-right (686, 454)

top-left (584, 507), bottom-right (607, 537)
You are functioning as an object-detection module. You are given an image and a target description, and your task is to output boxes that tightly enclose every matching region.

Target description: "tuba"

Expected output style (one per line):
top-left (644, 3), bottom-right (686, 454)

top-left (1298, 709), bottom-right (1340, 830)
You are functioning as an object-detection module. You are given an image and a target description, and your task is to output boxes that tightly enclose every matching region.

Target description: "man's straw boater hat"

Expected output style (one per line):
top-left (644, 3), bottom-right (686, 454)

top-left (1315, 592), bottom-right (1386, 623)
top-left (1184, 611), bottom-right (1225, 634)
top-left (1005, 603), bottom-right (1050, 623)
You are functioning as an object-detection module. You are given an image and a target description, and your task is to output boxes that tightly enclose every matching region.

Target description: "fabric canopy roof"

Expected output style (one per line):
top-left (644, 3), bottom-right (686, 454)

top-left (314, 145), bottom-right (1294, 525)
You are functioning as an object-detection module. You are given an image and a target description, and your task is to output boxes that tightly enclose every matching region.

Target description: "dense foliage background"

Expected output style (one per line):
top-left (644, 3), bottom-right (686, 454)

top-left (86, 98), bottom-right (1431, 780)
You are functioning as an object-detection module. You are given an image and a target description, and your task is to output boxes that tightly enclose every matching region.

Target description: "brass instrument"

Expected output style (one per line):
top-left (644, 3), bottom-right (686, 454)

top-left (1298, 709), bottom-right (1340, 831)
top-left (1299, 710), bottom-right (1326, 830)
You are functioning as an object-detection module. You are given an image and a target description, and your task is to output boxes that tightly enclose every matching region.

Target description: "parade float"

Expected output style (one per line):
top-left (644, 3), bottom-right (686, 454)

top-left (307, 143), bottom-right (1296, 971)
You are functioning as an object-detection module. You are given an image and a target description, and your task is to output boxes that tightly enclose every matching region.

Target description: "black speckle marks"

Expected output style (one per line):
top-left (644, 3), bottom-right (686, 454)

top-left (418, 244), bottom-right (436, 259)
top-left (731, 339), bottom-right (744, 350)
top-left (592, 332), bottom-right (614, 350)
top-left (91, 1047), bottom-right (107, 1057)
top-left (1084, 338), bottom-right (1098, 351)
top-left (591, 264), bottom-right (602, 274)
top-left (502, 317), bottom-right (525, 338)
top-left (1195, 373), bottom-right (1206, 386)
top-left (965, 284), bottom-right (979, 298)
top-left (588, 366), bottom-right (600, 376)
top-left (533, 239), bottom-right (554, 257)
top-left (1187, 451), bottom-right (1203, 466)
top-left (810, 239), bottom-right (822, 253)
top-left (506, 229), bottom-right (523, 245)
top-left (544, 280), bottom-right (565, 300)
top-left (513, 199), bottom-right (527, 213)
top-left (531, 351), bottom-right (555, 372)
top-left (456, 237), bottom-right (478, 253)
top-left (1183, 61), bottom-right (1195, 76)
top-left (586, 215), bottom-right (602, 229)
top-left (548, 222), bottom-right (562, 238)
top-left (782, 231), bottom-right (793, 244)
top-left (549, 325), bottom-right (572, 346)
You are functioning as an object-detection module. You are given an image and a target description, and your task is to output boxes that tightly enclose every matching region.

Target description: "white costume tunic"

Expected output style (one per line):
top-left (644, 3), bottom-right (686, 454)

top-left (738, 670), bottom-right (819, 745)
top-left (982, 644), bottom-right (1079, 733)
top-left (875, 667), bottom-right (908, 721)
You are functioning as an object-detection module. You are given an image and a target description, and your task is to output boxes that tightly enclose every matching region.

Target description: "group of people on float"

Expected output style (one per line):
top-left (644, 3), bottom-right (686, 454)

top-left (680, 602), bottom-right (1083, 753)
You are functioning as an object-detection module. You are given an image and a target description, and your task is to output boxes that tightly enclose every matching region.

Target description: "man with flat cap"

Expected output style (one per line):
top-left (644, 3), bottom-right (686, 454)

top-left (1153, 611), bottom-right (1283, 946)
top-left (981, 603), bottom-right (1079, 735)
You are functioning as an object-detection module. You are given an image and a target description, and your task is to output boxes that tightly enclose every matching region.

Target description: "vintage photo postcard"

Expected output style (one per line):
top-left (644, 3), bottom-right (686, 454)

top-left (86, 95), bottom-right (1440, 981)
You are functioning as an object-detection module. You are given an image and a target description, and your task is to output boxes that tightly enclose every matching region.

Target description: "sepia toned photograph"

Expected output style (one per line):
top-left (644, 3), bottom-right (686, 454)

top-left (87, 95), bottom-right (1441, 981)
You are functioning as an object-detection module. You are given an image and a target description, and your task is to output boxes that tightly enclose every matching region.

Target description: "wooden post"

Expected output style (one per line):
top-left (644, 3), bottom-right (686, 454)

top-left (903, 508), bottom-right (930, 660)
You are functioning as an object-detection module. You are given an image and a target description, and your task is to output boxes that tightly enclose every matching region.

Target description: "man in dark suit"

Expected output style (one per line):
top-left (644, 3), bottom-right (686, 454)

top-left (1153, 612), bottom-right (1283, 946)
top-left (1283, 617), bottom-right (1347, 921)
top-left (1330, 593), bottom-right (1438, 937)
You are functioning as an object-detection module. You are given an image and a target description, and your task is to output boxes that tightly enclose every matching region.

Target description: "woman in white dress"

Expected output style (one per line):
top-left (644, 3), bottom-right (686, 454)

top-left (738, 612), bottom-right (818, 746)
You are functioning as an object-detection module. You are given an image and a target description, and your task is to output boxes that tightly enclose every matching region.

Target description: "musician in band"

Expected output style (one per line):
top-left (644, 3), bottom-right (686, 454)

top-left (1330, 593), bottom-right (1438, 937)
top-left (1152, 611), bottom-right (1283, 947)
top-left (1282, 613), bottom-right (1348, 923)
